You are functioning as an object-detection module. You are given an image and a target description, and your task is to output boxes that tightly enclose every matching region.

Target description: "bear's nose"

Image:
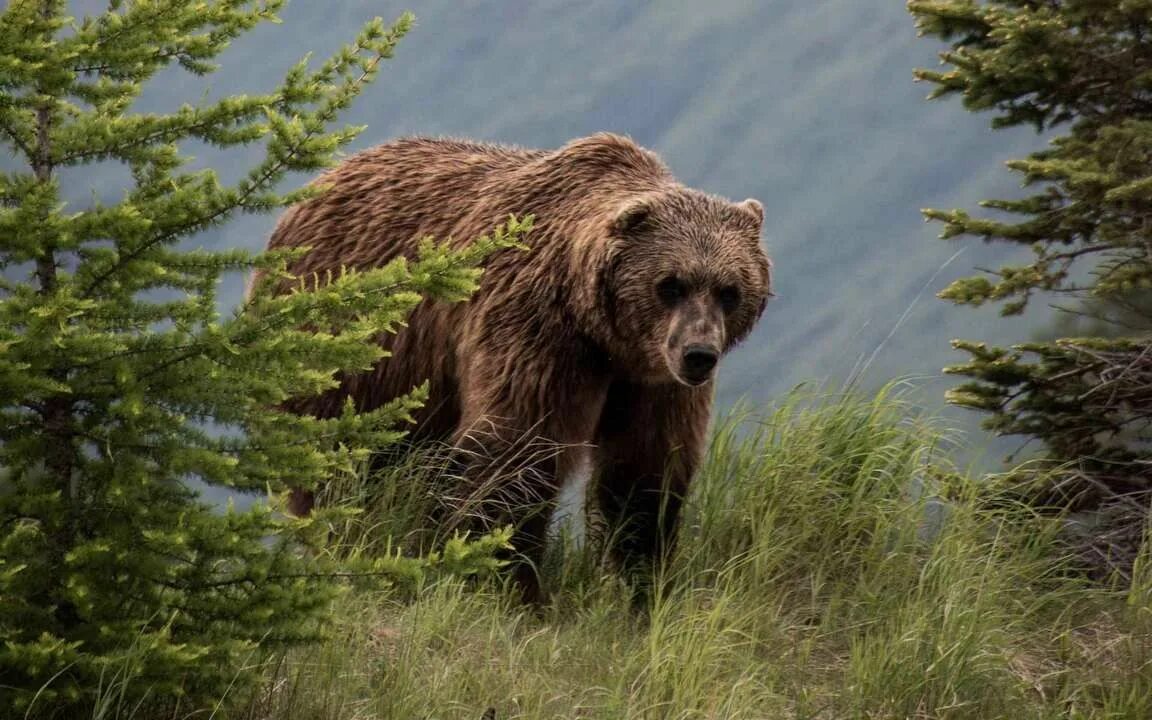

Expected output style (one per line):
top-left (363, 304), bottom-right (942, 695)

top-left (681, 344), bottom-right (719, 382)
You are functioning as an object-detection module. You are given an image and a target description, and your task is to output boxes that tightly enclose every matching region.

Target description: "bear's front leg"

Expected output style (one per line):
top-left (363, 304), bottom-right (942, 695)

top-left (595, 378), bottom-right (712, 588)
top-left (449, 345), bottom-right (610, 604)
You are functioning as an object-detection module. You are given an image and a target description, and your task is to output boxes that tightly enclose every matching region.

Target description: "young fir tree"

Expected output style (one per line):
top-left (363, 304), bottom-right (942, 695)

top-left (908, 1), bottom-right (1152, 570)
top-left (0, 2), bottom-right (521, 714)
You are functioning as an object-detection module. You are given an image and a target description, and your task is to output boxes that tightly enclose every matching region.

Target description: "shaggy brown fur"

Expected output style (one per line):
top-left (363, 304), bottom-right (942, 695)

top-left (255, 133), bottom-right (772, 601)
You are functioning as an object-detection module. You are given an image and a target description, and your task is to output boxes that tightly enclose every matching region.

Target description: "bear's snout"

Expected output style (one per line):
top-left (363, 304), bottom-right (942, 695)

top-left (681, 344), bottom-right (719, 385)
top-left (663, 291), bottom-right (726, 386)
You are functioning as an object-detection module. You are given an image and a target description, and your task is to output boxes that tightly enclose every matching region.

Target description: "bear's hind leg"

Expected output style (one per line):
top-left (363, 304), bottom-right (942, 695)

top-left (448, 418), bottom-right (578, 604)
top-left (448, 360), bottom-right (610, 603)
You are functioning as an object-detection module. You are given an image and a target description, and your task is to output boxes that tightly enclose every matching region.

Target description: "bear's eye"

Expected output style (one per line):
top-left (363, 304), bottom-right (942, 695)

top-left (717, 285), bottom-right (741, 313)
top-left (656, 276), bottom-right (687, 305)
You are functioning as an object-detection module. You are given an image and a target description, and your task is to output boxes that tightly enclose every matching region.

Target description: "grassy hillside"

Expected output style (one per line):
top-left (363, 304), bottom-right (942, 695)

top-left (102, 388), bottom-right (1144, 720)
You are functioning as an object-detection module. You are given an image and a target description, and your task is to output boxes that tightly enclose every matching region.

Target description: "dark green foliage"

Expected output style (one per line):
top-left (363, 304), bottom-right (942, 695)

top-left (908, 0), bottom-right (1152, 569)
top-left (0, 2), bottom-right (524, 715)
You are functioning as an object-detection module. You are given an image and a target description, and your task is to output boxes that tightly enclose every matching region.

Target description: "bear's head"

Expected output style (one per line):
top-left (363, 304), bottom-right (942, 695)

top-left (597, 188), bottom-right (772, 387)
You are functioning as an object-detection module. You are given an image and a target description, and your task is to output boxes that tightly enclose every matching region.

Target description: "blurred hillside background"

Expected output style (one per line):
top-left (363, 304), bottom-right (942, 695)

top-left (48, 0), bottom-right (1054, 463)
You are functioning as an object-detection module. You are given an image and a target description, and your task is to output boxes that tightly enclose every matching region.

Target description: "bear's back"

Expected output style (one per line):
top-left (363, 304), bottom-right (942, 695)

top-left (265, 138), bottom-right (544, 275)
top-left (264, 134), bottom-right (672, 289)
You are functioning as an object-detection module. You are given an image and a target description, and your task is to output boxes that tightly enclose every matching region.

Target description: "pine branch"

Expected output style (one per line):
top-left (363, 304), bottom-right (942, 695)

top-left (69, 0), bottom-right (192, 75)
top-left (53, 99), bottom-right (280, 164)
top-left (0, 106), bottom-right (34, 158)
top-left (77, 28), bottom-right (396, 298)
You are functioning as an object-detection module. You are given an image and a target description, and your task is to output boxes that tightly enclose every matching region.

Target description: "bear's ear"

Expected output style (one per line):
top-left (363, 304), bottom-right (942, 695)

top-left (610, 196), bottom-right (655, 237)
top-left (735, 198), bottom-right (764, 226)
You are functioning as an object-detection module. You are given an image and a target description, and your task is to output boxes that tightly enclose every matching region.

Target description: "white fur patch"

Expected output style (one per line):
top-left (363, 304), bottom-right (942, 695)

top-left (549, 450), bottom-right (594, 547)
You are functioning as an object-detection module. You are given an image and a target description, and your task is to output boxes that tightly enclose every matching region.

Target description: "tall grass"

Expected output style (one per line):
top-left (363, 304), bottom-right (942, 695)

top-left (102, 387), bottom-right (1152, 719)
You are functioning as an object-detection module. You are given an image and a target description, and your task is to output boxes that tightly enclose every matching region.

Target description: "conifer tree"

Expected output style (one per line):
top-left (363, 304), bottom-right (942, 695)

top-left (908, 0), bottom-right (1152, 571)
top-left (0, 1), bottom-right (523, 714)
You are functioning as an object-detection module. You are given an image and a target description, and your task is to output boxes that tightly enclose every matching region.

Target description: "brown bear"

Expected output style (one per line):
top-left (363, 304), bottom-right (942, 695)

top-left (254, 133), bottom-right (772, 601)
